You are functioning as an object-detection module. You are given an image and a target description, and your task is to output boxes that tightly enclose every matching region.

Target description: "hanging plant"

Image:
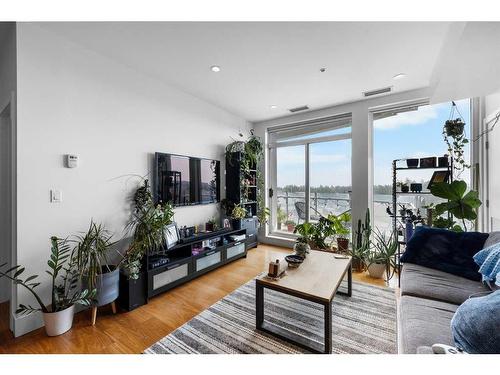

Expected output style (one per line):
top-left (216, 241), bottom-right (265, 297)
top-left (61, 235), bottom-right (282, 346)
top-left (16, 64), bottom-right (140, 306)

top-left (443, 102), bottom-right (470, 176)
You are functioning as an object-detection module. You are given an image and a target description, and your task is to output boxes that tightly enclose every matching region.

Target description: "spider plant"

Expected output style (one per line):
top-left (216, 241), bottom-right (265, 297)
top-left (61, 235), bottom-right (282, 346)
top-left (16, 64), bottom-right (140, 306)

top-left (73, 220), bottom-right (117, 291)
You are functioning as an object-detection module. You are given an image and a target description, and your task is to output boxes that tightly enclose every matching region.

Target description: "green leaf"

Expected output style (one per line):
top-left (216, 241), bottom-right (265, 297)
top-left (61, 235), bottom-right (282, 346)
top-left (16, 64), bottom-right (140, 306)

top-left (462, 190), bottom-right (482, 208)
top-left (25, 275), bottom-right (38, 283)
top-left (13, 267), bottom-right (25, 278)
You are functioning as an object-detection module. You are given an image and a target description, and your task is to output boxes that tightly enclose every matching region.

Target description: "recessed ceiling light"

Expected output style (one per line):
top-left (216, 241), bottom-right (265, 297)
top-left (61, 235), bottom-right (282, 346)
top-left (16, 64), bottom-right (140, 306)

top-left (393, 73), bottom-right (406, 80)
top-left (270, 105), bottom-right (277, 109)
top-left (210, 65), bottom-right (221, 72)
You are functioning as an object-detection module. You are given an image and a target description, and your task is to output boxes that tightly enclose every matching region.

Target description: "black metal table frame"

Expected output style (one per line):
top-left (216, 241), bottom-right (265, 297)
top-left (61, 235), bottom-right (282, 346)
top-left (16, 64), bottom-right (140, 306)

top-left (255, 263), bottom-right (352, 354)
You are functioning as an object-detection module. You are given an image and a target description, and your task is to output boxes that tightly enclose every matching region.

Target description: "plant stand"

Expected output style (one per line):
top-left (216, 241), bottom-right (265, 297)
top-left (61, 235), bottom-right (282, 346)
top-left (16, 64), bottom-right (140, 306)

top-left (391, 157), bottom-right (453, 286)
top-left (91, 301), bottom-right (117, 325)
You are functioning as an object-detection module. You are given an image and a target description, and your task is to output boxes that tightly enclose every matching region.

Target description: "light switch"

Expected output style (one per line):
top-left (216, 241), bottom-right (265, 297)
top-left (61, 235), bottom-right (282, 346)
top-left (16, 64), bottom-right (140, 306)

top-left (50, 189), bottom-right (62, 203)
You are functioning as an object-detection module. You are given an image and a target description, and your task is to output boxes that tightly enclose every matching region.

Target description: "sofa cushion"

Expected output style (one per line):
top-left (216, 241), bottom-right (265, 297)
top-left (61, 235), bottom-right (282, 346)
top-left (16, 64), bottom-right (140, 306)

top-left (483, 231), bottom-right (500, 249)
top-left (401, 263), bottom-right (489, 305)
top-left (400, 226), bottom-right (488, 281)
top-left (399, 295), bottom-right (458, 354)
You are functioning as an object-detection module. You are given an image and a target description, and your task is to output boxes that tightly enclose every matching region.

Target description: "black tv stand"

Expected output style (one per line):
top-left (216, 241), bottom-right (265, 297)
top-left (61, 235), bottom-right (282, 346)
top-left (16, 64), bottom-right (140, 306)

top-left (145, 228), bottom-right (249, 300)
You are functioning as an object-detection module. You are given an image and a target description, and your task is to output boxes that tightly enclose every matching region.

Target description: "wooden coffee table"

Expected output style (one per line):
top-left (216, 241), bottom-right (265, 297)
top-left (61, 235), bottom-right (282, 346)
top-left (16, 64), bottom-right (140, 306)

top-left (255, 250), bottom-right (352, 354)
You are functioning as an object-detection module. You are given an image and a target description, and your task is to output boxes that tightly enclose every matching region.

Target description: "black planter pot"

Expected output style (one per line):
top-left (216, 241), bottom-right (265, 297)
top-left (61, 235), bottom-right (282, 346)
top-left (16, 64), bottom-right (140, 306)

top-left (438, 156), bottom-right (449, 167)
top-left (410, 183), bottom-right (422, 193)
top-left (406, 159), bottom-right (419, 168)
top-left (231, 219), bottom-right (242, 230)
top-left (401, 185), bottom-right (410, 193)
top-left (118, 270), bottom-right (147, 311)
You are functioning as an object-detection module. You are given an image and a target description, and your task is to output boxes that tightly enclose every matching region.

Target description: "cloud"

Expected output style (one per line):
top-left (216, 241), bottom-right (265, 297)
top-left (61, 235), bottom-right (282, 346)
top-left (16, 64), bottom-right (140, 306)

top-left (374, 104), bottom-right (444, 131)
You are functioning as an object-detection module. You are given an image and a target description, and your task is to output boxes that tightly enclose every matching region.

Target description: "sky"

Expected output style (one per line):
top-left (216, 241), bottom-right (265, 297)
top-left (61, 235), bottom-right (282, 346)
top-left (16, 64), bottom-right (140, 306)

top-left (276, 98), bottom-right (471, 188)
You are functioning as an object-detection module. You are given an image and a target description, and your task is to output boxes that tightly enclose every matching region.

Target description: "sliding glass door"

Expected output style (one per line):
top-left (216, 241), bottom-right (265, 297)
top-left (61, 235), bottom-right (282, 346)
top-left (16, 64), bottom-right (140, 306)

top-left (268, 116), bottom-right (352, 238)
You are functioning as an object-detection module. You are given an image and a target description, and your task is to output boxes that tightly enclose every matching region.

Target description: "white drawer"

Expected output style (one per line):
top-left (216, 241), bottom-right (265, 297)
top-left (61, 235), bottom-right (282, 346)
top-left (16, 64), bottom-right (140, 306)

top-left (153, 263), bottom-right (188, 290)
top-left (196, 251), bottom-right (221, 271)
top-left (226, 242), bottom-right (245, 259)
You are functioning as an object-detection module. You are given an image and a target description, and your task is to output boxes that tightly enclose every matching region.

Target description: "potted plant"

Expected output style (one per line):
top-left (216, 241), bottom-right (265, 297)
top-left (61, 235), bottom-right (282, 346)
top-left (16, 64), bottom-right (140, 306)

top-left (429, 180), bottom-right (481, 232)
top-left (0, 237), bottom-right (95, 336)
top-left (119, 179), bottom-right (174, 310)
top-left (397, 181), bottom-right (409, 193)
top-left (293, 222), bottom-right (314, 258)
top-left (285, 219), bottom-right (296, 233)
top-left (348, 209), bottom-right (371, 272)
top-left (443, 117), bottom-right (469, 175)
top-left (74, 220), bottom-right (119, 316)
top-left (276, 205), bottom-right (287, 230)
top-left (367, 229), bottom-right (397, 280)
top-left (406, 158), bottom-right (419, 168)
top-left (206, 217), bottom-right (218, 232)
top-left (326, 212), bottom-right (351, 253)
top-left (230, 205), bottom-right (247, 229)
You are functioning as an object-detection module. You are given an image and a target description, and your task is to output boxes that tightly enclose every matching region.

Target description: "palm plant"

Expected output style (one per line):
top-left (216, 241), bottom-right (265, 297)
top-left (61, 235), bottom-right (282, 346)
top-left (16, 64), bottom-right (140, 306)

top-left (0, 237), bottom-right (95, 314)
top-left (73, 220), bottom-right (116, 291)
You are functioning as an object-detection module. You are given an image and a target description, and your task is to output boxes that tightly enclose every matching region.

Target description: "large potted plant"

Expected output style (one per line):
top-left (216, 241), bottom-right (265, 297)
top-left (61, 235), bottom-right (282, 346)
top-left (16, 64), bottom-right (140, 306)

top-left (429, 180), bottom-right (481, 232)
top-left (74, 220), bottom-right (119, 319)
top-left (119, 179), bottom-right (174, 310)
top-left (367, 229), bottom-right (397, 280)
top-left (0, 237), bottom-right (95, 336)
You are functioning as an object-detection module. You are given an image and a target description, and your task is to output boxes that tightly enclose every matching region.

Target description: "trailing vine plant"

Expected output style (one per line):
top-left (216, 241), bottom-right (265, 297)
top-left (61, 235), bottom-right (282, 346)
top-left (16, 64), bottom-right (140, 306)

top-left (443, 101), bottom-right (470, 177)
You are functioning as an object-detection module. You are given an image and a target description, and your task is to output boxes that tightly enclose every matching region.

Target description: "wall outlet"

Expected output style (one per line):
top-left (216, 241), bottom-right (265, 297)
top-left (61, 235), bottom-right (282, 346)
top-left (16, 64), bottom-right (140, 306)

top-left (50, 189), bottom-right (62, 203)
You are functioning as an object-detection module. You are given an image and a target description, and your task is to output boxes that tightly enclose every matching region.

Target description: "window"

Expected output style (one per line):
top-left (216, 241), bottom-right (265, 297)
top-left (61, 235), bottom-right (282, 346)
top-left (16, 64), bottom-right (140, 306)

top-left (372, 99), bottom-right (472, 233)
top-left (268, 115), bottom-right (352, 237)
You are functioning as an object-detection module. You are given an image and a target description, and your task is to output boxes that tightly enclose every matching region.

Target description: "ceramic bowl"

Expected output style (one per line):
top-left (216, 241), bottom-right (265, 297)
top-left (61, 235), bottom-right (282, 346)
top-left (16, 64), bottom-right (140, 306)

top-left (285, 255), bottom-right (304, 268)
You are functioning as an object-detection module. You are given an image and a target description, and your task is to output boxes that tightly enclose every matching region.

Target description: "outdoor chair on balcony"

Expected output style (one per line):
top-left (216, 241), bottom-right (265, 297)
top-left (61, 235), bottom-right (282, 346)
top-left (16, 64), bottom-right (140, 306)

top-left (294, 201), bottom-right (322, 223)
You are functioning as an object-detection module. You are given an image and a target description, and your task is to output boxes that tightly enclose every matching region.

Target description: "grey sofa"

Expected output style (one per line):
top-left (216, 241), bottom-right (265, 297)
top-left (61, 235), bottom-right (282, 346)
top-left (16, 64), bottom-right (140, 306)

top-left (397, 232), bottom-right (500, 354)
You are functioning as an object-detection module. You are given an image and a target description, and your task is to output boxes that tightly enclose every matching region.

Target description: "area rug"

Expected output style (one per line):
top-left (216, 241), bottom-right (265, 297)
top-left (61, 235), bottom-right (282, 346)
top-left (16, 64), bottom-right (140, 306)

top-left (144, 279), bottom-right (397, 354)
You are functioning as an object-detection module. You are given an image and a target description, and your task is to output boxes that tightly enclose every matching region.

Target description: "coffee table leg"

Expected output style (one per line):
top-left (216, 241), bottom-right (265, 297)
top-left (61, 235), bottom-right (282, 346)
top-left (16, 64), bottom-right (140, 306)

top-left (256, 281), bottom-right (264, 329)
top-left (347, 263), bottom-right (352, 297)
top-left (324, 301), bottom-right (332, 354)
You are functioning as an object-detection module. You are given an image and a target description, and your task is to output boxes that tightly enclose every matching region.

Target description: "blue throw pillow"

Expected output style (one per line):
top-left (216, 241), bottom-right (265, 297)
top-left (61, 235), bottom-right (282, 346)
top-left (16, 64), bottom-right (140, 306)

top-left (474, 243), bottom-right (500, 288)
top-left (400, 226), bottom-right (488, 281)
top-left (451, 290), bottom-right (500, 354)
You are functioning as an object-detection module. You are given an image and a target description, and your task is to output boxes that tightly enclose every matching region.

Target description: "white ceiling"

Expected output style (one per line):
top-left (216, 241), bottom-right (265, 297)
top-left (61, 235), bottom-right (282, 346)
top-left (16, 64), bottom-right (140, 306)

top-left (40, 22), bottom-right (452, 122)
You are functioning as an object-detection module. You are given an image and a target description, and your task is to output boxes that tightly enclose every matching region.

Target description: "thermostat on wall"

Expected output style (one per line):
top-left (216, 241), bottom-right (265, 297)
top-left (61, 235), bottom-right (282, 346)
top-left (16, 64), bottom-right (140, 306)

top-left (66, 154), bottom-right (78, 168)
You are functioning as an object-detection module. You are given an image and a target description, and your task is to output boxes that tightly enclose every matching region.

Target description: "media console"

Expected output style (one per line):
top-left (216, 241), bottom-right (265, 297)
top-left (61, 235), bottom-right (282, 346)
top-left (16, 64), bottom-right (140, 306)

top-left (145, 228), bottom-right (249, 299)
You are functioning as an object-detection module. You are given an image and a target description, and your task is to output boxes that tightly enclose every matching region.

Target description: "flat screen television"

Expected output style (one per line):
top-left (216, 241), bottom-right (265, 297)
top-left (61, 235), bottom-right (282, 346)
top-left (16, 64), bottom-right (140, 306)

top-left (154, 152), bottom-right (220, 206)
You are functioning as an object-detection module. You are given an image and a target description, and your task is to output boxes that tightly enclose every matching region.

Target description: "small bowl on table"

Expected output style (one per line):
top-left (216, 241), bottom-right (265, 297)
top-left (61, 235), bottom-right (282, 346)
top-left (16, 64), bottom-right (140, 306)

top-left (285, 255), bottom-right (304, 268)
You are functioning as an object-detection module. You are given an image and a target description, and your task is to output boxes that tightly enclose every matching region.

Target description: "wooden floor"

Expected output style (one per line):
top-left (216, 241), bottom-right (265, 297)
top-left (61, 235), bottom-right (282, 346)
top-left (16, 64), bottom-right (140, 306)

top-left (0, 244), bottom-right (393, 354)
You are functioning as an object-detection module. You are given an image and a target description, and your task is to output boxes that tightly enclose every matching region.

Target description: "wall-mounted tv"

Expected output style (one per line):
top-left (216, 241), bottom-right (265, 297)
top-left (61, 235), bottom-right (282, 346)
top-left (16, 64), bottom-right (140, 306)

top-left (154, 152), bottom-right (220, 207)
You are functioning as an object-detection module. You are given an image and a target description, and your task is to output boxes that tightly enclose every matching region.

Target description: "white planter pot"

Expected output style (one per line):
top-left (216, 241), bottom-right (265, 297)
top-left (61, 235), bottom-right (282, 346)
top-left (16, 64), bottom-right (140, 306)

top-left (368, 263), bottom-right (386, 279)
top-left (43, 305), bottom-right (75, 336)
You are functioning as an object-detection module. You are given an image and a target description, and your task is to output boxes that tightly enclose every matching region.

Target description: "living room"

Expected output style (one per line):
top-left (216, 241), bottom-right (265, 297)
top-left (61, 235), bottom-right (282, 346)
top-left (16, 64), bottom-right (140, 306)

top-left (1, 1), bottom-right (499, 373)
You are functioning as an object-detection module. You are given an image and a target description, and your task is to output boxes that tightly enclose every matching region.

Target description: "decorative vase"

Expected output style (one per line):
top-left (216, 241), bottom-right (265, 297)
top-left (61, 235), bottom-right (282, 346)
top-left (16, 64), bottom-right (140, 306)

top-left (368, 263), bottom-right (386, 279)
top-left (294, 242), bottom-right (310, 258)
top-left (287, 223), bottom-right (295, 232)
top-left (336, 238), bottom-right (349, 253)
top-left (43, 305), bottom-right (75, 336)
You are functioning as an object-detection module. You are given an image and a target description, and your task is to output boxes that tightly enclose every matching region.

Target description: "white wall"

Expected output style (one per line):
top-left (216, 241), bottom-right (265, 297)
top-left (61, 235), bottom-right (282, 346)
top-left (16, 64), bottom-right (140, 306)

top-left (253, 87), bottom-right (432, 247)
top-left (14, 23), bottom-right (249, 336)
top-left (0, 23), bottom-right (16, 306)
top-left (484, 90), bottom-right (500, 230)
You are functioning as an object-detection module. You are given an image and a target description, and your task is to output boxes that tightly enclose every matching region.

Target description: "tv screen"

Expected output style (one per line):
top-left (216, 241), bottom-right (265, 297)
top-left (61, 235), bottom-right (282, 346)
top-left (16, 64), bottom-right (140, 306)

top-left (154, 152), bottom-right (220, 206)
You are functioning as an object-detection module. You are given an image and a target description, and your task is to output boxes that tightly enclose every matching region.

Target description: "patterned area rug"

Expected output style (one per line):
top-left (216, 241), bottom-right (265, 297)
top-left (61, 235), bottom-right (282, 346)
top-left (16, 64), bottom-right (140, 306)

top-left (145, 279), bottom-right (397, 354)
